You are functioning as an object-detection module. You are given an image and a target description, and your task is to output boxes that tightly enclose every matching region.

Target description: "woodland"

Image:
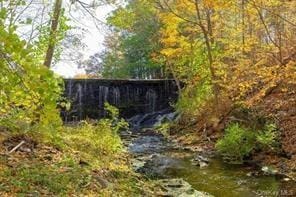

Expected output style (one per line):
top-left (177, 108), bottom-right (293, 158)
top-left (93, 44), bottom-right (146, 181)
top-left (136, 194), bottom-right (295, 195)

top-left (0, 0), bottom-right (296, 196)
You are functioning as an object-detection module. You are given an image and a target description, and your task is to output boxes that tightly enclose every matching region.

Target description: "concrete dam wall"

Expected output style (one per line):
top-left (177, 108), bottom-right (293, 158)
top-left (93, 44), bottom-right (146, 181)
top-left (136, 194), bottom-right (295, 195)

top-left (62, 79), bottom-right (179, 121)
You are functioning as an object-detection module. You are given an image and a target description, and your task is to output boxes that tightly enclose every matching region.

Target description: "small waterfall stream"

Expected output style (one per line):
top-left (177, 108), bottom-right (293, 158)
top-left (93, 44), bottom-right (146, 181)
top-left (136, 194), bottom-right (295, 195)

top-left (112, 87), bottom-right (120, 106)
top-left (62, 79), bottom-right (178, 121)
top-left (123, 110), bottom-right (296, 197)
top-left (62, 79), bottom-right (296, 196)
top-left (145, 89), bottom-right (157, 113)
top-left (77, 84), bottom-right (83, 120)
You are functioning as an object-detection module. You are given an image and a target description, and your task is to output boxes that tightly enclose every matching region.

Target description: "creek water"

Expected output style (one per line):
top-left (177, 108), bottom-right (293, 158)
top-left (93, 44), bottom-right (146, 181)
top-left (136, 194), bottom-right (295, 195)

top-left (123, 111), bottom-right (296, 197)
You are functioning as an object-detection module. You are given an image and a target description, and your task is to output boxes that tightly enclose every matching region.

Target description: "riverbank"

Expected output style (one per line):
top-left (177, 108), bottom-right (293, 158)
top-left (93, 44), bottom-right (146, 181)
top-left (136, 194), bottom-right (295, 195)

top-left (168, 80), bottom-right (296, 181)
top-left (169, 130), bottom-right (295, 180)
top-left (0, 123), bottom-right (157, 196)
top-left (124, 127), bottom-right (296, 196)
top-left (165, 78), bottom-right (296, 180)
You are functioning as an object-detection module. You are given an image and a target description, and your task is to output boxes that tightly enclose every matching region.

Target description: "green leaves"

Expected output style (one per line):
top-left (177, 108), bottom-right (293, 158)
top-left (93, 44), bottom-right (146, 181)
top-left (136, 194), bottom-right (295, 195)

top-left (256, 123), bottom-right (278, 150)
top-left (216, 123), bottom-right (255, 163)
top-left (100, 0), bottom-right (163, 79)
top-left (107, 7), bottom-right (135, 30)
top-left (216, 122), bottom-right (279, 163)
top-left (0, 11), bottom-right (63, 132)
top-left (0, 8), bottom-right (7, 19)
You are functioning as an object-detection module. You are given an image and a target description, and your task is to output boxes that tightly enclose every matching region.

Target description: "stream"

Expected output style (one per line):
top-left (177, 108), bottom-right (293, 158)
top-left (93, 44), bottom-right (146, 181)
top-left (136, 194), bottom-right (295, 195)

top-left (121, 110), bottom-right (296, 197)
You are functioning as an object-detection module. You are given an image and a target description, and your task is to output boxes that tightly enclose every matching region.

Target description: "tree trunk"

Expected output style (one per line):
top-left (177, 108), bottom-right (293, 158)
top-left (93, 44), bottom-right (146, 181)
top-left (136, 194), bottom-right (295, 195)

top-left (194, 0), bottom-right (219, 106)
top-left (168, 63), bottom-right (182, 95)
top-left (241, 0), bottom-right (245, 53)
top-left (43, 0), bottom-right (62, 68)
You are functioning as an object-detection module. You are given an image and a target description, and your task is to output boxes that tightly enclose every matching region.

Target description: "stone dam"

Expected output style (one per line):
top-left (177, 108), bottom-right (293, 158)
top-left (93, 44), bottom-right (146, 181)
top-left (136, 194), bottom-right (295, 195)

top-left (62, 79), bottom-right (179, 121)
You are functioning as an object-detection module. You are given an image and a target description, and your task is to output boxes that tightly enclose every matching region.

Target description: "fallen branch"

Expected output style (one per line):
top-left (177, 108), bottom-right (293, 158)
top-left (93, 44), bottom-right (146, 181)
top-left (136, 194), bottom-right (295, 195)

top-left (8, 140), bottom-right (25, 154)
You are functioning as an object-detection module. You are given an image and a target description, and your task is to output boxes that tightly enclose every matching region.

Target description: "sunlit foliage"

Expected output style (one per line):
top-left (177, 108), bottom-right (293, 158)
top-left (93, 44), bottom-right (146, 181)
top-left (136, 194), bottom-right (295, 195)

top-left (103, 0), bottom-right (296, 121)
top-left (216, 122), bottom-right (279, 163)
top-left (0, 4), bottom-right (64, 132)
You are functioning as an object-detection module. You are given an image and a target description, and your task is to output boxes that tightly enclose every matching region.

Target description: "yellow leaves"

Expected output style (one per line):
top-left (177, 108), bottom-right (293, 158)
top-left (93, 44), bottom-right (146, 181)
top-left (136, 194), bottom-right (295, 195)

top-left (261, 0), bottom-right (282, 7)
top-left (159, 12), bottom-right (183, 27)
top-left (157, 2), bottom-right (194, 61)
top-left (161, 33), bottom-right (179, 45)
top-left (203, 0), bottom-right (225, 8)
top-left (161, 48), bottom-right (183, 57)
top-left (159, 31), bottom-right (191, 59)
top-left (0, 108), bottom-right (7, 114)
top-left (154, 0), bottom-right (295, 108)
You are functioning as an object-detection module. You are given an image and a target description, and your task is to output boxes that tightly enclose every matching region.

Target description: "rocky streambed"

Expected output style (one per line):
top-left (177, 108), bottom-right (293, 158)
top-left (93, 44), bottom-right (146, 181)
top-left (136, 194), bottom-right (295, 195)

top-left (120, 111), bottom-right (296, 197)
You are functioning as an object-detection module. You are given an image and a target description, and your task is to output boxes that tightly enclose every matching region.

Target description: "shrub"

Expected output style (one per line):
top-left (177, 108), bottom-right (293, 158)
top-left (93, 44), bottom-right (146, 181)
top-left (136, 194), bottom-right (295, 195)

top-left (216, 123), bottom-right (255, 163)
top-left (216, 122), bottom-right (278, 163)
top-left (256, 123), bottom-right (278, 150)
top-left (104, 102), bottom-right (129, 132)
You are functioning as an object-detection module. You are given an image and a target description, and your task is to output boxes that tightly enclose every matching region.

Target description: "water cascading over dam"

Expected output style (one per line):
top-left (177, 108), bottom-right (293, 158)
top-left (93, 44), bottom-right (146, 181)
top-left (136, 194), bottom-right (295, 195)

top-left (62, 79), bottom-right (179, 121)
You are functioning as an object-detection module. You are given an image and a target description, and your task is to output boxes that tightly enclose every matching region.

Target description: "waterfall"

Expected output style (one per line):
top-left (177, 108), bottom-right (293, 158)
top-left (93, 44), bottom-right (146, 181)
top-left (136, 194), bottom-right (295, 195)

top-left (98, 86), bottom-right (104, 107)
top-left (126, 86), bottom-right (130, 103)
top-left (135, 88), bottom-right (141, 102)
top-left (112, 87), bottom-right (120, 106)
top-left (104, 86), bottom-right (109, 103)
top-left (77, 83), bottom-right (83, 120)
top-left (89, 84), bottom-right (95, 99)
top-left (98, 86), bottom-right (109, 116)
top-left (62, 79), bottom-right (178, 121)
top-left (146, 89), bottom-right (157, 113)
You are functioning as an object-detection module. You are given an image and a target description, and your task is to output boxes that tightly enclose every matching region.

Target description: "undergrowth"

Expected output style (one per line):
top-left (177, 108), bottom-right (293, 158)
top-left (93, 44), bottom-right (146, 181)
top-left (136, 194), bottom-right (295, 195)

top-left (61, 120), bottom-right (123, 167)
top-left (0, 104), bottom-right (152, 196)
top-left (216, 122), bottom-right (279, 163)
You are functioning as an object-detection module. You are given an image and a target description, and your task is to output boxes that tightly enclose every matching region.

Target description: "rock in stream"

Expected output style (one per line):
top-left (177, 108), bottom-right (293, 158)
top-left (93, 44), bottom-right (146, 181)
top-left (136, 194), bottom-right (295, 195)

top-left (157, 179), bottom-right (212, 197)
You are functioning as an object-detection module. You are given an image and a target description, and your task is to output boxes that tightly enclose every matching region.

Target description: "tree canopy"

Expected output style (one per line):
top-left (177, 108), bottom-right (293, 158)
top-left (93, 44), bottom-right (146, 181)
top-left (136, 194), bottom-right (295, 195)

top-left (94, 0), bottom-right (296, 118)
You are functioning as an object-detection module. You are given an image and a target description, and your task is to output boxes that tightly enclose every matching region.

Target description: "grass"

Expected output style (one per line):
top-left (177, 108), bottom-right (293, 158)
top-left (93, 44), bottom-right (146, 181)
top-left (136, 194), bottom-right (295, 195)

top-left (0, 162), bottom-right (87, 195)
top-left (0, 119), bottom-right (155, 196)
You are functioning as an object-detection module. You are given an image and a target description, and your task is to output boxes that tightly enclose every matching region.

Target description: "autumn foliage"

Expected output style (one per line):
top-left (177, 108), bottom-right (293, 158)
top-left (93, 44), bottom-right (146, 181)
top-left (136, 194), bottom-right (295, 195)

top-left (103, 0), bottom-right (296, 166)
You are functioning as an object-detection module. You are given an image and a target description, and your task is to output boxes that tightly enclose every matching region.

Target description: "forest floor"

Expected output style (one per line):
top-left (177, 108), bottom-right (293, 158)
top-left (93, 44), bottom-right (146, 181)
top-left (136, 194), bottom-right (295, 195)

top-left (254, 82), bottom-right (296, 177)
top-left (0, 129), bottom-right (157, 196)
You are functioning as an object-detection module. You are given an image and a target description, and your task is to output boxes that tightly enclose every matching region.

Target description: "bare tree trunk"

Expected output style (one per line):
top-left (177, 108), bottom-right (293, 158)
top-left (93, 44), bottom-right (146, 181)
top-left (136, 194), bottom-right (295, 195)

top-left (251, 1), bottom-right (283, 65)
top-left (43, 0), bottom-right (62, 68)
